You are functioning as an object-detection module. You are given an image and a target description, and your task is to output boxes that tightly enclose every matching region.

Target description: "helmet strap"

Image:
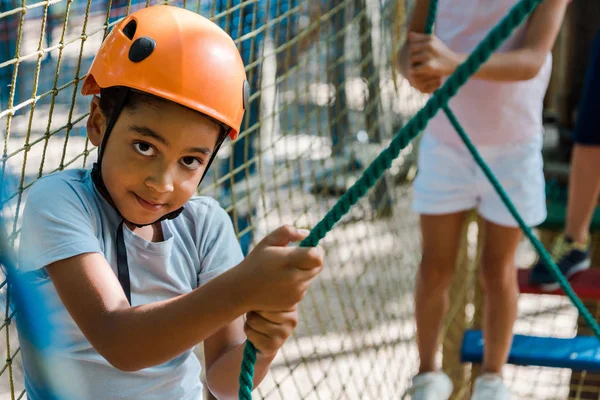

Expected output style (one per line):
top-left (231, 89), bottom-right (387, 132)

top-left (199, 129), bottom-right (229, 183)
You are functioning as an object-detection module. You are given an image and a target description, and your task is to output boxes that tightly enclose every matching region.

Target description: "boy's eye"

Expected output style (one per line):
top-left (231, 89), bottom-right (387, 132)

top-left (133, 142), bottom-right (156, 156)
top-left (180, 156), bottom-right (202, 170)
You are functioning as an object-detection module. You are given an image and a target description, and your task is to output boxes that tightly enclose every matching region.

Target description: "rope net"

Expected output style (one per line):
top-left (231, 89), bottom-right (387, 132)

top-left (0, 0), bottom-right (427, 398)
top-left (0, 0), bottom-right (598, 399)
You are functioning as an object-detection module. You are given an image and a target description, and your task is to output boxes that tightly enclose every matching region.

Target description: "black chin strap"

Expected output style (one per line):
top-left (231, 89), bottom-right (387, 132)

top-left (115, 220), bottom-right (131, 304)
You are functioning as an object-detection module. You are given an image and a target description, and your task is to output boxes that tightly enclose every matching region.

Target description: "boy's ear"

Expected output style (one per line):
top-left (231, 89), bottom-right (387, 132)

top-left (87, 96), bottom-right (107, 147)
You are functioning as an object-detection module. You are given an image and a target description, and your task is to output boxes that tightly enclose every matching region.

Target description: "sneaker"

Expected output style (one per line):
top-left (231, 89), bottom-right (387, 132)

top-left (405, 371), bottom-right (453, 400)
top-left (471, 373), bottom-right (511, 400)
top-left (528, 233), bottom-right (591, 291)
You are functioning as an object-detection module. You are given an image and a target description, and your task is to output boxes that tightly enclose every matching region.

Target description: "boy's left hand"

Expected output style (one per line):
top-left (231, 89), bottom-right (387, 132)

top-left (408, 32), bottom-right (461, 77)
top-left (244, 309), bottom-right (298, 358)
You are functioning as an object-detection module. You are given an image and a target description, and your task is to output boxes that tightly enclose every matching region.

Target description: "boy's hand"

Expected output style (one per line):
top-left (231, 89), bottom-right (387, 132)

top-left (244, 309), bottom-right (298, 358)
top-left (238, 225), bottom-right (324, 312)
top-left (406, 31), bottom-right (460, 93)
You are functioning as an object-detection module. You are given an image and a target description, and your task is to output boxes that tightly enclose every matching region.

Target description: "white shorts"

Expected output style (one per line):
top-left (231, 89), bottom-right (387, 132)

top-left (412, 133), bottom-right (547, 228)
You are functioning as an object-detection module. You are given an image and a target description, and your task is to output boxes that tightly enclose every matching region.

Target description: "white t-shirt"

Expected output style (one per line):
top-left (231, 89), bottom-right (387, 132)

top-left (425, 0), bottom-right (552, 147)
top-left (17, 168), bottom-right (244, 400)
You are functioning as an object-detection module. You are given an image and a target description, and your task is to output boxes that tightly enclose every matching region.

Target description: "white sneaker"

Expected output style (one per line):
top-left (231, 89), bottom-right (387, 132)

top-left (471, 374), bottom-right (511, 400)
top-left (405, 372), bottom-right (453, 400)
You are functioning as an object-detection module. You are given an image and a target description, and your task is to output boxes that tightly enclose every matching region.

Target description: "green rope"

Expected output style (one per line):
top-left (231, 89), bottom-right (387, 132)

top-left (238, 341), bottom-right (256, 397)
top-left (423, 0), bottom-right (600, 341)
top-left (238, 0), bottom-right (553, 397)
top-left (444, 105), bottom-right (600, 339)
top-left (423, 0), bottom-right (438, 36)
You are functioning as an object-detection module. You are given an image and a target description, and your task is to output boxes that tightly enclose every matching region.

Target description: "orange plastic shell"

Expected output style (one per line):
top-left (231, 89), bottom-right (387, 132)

top-left (81, 5), bottom-right (247, 140)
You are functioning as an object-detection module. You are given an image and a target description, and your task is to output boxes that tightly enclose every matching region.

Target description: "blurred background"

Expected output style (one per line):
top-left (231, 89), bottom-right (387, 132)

top-left (0, 0), bottom-right (598, 399)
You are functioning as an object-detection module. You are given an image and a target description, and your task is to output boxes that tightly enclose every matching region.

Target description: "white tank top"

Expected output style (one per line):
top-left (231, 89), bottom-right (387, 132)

top-left (424, 0), bottom-right (552, 147)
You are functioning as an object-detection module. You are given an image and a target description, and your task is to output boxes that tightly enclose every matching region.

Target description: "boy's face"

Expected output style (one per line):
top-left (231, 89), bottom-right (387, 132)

top-left (88, 96), bottom-right (222, 226)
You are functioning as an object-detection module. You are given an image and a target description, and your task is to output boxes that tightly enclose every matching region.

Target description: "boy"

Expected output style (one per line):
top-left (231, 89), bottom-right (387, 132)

top-left (16, 6), bottom-right (323, 399)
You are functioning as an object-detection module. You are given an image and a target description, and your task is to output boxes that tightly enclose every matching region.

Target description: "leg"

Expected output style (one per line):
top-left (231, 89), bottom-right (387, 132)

top-left (565, 144), bottom-right (600, 244)
top-left (530, 29), bottom-right (600, 288)
top-left (565, 28), bottom-right (600, 243)
top-left (416, 211), bottom-right (469, 373)
top-left (565, 2), bottom-right (600, 131)
top-left (478, 218), bottom-right (521, 374)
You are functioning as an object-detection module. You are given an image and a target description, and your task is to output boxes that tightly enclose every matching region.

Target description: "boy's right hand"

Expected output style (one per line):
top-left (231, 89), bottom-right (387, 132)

top-left (237, 225), bottom-right (324, 312)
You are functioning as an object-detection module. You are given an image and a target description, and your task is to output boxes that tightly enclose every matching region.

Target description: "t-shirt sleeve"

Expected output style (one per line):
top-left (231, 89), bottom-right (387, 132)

top-left (197, 199), bottom-right (244, 286)
top-left (17, 175), bottom-right (102, 273)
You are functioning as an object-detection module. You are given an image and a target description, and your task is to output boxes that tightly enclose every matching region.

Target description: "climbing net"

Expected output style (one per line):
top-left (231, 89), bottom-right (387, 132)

top-left (235, 0), bottom-right (600, 397)
top-left (1, 0), bottom-right (598, 399)
top-left (0, 0), bottom-right (426, 399)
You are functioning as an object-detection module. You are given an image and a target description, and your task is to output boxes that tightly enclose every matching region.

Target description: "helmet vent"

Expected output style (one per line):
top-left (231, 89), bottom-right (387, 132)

top-left (122, 19), bottom-right (137, 40)
top-left (128, 37), bottom-right (156, 62)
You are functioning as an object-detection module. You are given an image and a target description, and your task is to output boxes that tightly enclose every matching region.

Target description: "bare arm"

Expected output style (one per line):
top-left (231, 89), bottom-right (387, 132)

top-left (410, 0), bottom-right (569, 82)
top-left (460, 0), bottom-right (568, 81)
top-left (202, 318), bottom-right (274, 399)
top-left (45, 225), bottom-right (321, 375)
top-left (46, 252), bottom-right (248, 372)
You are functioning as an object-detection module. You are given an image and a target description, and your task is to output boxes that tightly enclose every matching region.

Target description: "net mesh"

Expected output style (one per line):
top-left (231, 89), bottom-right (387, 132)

top-left (0, 0), bottom-right (427, 398)
top-left (0, 0), bottom-right (599, 399)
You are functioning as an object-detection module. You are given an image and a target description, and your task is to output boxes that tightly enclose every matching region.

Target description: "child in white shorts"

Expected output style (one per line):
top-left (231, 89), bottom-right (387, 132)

top-left (397, 0), bottom-right (569, 399)
top-left (413, 133), bottom-right (547, 228)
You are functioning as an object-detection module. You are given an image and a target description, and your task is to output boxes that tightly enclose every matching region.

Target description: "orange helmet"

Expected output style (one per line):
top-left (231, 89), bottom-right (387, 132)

top-left (81, 5), bottom-right (248, 140)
